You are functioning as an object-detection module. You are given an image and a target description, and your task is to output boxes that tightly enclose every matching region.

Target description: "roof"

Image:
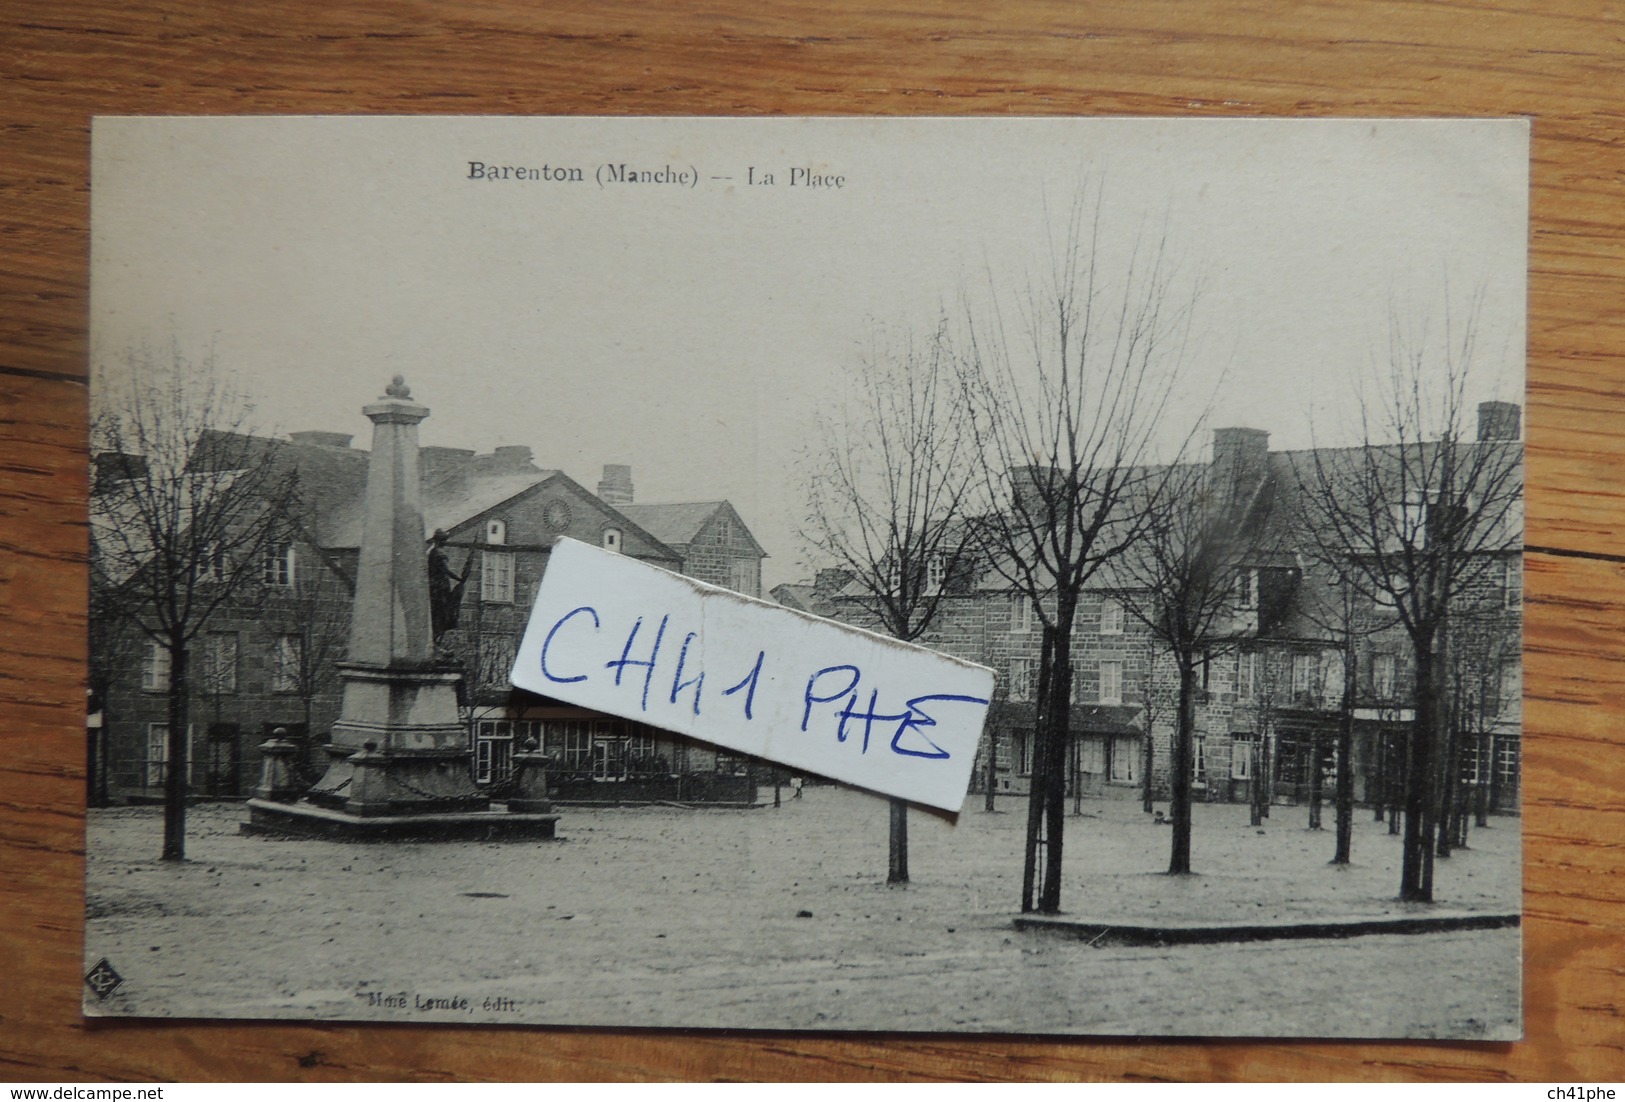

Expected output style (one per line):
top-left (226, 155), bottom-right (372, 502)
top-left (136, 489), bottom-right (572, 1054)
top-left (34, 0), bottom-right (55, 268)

top-left (618, 501), bottom-right (767, 557)
top-left (323, 470), bottom-right (560, 549)
top-left (617, 502), bottom-right (724, 545)
top-left (771, 583), bottom-right (835, 618)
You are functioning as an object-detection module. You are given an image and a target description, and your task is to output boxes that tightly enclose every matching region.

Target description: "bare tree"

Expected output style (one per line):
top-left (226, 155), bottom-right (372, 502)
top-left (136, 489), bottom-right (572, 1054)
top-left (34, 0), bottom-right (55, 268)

top-left (1445, 595), bottom-right (1520, 842)
top-left (87, 545), bottom-right (145, 806)
top-left (90, 342), bottom-right (298, 861)
top-left (802, 320), bottom-right (983, 884)
top-left (957, 185), bottom-right (1201, 912)
top-left (1116, 459), bottom-right (1266, 874)
top-left (1293, 294), bottom-right (1522, 902)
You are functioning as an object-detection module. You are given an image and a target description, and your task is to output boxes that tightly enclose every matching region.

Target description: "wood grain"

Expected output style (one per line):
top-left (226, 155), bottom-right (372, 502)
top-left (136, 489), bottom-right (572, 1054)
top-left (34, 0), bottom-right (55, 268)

top-left (4, 0), bottom-right (1622, 1081)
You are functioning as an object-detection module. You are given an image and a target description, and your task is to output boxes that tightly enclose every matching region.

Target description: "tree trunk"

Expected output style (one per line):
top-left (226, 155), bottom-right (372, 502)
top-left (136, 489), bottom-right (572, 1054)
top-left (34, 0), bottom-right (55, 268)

top-left (1474, 730), bottom-right (1491, 828)
top-left (1071, 737), bottom-right (1082, 816)
top-left (1142, 724), bottom-right (1155, 814)
top-left (162, 637), bottom-right (190, 862)
top-left (1388, 731), bottom-right (1403, 835)
top-left (1401, 650), bottom-right (1438, 901)
top-left (888, 798), bottom-right (909, 883)
top-left (1038, 624), bottom-right (1072, 914)
top-left (1248, 735), bottom-right (1263, 828)
top-left (1373, 730), bottom-right (1386, 822)
top-left (1487, 730), bottom-right (1504, 814)
top-left (1437, 702), bottom-right (1458, 859)
top-left (984, 746), bottom-right (996, 813)
top-left (1169, 659), bottom-right (1196, 875)
top-left (1307, 725), bottom-right (1323, 830)
top-left (1333, 646), bottom-right (1356, 864)
top-left (1019, 631), bottom-right (1052, 913)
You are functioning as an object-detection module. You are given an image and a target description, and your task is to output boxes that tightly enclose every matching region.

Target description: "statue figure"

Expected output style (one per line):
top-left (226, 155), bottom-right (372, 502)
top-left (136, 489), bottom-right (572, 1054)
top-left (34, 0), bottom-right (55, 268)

top-left (427, 529), bottom-right (471, 643)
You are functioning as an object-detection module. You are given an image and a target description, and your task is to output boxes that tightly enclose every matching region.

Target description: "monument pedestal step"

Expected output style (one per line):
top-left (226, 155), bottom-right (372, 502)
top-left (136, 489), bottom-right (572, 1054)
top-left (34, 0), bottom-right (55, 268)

top-left (241, 798), bottom-right (559, 842)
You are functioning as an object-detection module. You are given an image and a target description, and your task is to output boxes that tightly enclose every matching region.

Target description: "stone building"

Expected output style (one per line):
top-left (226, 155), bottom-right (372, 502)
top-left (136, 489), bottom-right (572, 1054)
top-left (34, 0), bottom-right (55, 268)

top-left (94, 427), bottom-right (770, 805)
top-left (802, 404), bottom-right (1523, 816)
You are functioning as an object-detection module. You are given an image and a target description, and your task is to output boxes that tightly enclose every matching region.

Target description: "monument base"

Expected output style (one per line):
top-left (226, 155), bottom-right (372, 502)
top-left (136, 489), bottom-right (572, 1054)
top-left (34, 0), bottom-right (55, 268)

top-left (241, 798), bottom-right (558, 842)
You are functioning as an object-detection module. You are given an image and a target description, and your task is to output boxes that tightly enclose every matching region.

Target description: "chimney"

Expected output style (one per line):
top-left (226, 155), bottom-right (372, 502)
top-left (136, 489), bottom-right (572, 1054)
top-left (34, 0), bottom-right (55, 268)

top-left (421, 446), bottom-right (475, 482)
top-left (597, 463), bottom-right (634, 506)
top-left (288, 430), bottom-right (353, 449)
top-left (472, 445), bottom-right (536, 474)
top-left (1477, 401), bottom-right (1521, 442)
top-left (1211, 427), bottom-right (1271, 507)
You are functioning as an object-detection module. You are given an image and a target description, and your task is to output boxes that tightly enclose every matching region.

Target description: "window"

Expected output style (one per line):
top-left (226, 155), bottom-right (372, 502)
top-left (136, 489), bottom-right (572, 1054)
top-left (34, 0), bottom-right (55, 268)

top-left (1504, 558), bottom-right (1523, 610)
top-left (1321, 650), bottom-right (1345, 699)
top-left (486, 518), bottom-right (506, 545)
top-left (1394, 490), bottom-right (1436, 549)
top-left (141, 641), bottom-right (171, 692)
top-left (1498, 659), bottom-right (1522, 718)
top-left (1013, 729), bottom-right (1033, 775)
top-left (1110, 736), bottom-right (1139, 782)
top-left (1193, 736), bottom-right (1208, 787)
top-left (923, 554), bottom-right (946, 596)
top-left (1461, 738), bottom-right (1487, 786)
top-left (1291, 652), bottom-right (1320, 699)
top-left (199, 632), bottom-right (238, 694)
top-left (602, 527), bottom-right (622, 552)
top-left (1099, 597), bottom-right (1124, 635)
top-left (1009, 594), bottom-right (1033, 634)
top-left (474, 721), bottom-right (515, 785)
top-left (482, 550), bottom-right (515, 603)
top-left (1078, 735), bottom-right (1107, 775)
top-left (1231, 736), bottom-right (1253, 779)
top-left (262, 543), bottom-right (296, 587)
top-left (1496, 738), bottom-right (1520, 788)
top-left (1373, 653), bottom-right (1396, 699)
top-left (1236, 569), bottom-right (1258, 610)
top-left (544, 720), bottom-right (592, 772)
top-left (1236, 651), bottom-right (1256, 702)
top-left (196, 544), bottom-right (227, 584)
top-left (272, 634), bottom-right (302, 693)
top-left (145, 723), bottom-right (169, 787)
top-left (1007, 657), bottom-right (1037, 702)
top-left (1098, 659), bottom-right (1123, 705)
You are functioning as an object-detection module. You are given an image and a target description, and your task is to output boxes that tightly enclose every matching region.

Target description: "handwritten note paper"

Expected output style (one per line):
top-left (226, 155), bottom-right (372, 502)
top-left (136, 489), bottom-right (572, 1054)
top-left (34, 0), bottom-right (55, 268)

top-left (510, 538), bottom-right (994, 811)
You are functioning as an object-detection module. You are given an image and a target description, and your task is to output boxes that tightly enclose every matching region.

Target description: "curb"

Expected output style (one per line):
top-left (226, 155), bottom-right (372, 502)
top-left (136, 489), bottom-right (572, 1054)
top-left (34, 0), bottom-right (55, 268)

top-left (1013, 911), bottom-right (1520, 946)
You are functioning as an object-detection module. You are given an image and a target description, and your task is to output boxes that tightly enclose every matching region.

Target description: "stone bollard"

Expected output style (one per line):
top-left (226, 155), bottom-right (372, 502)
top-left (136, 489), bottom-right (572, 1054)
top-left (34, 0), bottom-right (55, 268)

top-left (508, 738), bottom-right (555, 814)
top-left (253, 728), bottom-right (303, 803)
top-left (345, 740), bottom-right (393, 817)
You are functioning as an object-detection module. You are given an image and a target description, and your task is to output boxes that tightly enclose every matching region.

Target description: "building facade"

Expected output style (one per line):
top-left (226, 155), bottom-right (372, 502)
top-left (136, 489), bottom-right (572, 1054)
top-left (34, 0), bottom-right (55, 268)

top-left (801, 404), bottom-right (1524, 817)
top-left (94, 429), bottom-right (770, 806)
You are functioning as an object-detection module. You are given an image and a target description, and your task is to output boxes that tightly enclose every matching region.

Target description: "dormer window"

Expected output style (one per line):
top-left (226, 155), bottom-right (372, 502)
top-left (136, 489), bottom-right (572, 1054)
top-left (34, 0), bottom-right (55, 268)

top-left (1236, 569), bottom-right (1258, 611)
top-left (602, 527), bottom-right (622, 552)
top-left (486, 519), bottom-right (506, 546)
top-left (262, 543), bottom-right (296, 587)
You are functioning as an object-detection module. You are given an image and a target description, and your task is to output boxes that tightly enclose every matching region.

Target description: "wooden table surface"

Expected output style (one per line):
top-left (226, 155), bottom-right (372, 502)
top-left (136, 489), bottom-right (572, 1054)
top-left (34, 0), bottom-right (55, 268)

top-left (3, 0), bottom-right (1622, 1083)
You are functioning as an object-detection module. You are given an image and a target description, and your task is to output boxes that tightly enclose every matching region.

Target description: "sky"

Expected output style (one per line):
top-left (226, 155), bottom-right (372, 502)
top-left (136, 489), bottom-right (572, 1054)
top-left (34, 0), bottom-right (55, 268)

top-left (91, 117), bottom-right (1528, 590)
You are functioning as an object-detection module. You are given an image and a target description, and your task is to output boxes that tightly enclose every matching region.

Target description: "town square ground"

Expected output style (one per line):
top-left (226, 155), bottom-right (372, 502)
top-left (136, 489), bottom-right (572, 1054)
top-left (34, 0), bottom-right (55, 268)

top-left (83, 786), bottom-right (1520, 1038)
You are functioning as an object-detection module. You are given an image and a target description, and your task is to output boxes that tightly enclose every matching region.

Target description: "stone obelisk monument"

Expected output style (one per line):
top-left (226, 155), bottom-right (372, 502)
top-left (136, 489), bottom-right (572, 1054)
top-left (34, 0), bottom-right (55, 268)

top-left (245, 377), bottom-right (556, 840)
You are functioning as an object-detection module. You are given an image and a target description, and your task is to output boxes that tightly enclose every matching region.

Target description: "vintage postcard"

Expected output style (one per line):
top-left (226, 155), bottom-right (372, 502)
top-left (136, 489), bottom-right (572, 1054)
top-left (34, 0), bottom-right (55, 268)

top-left (85, 116), bottom-right (1526, 1036)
